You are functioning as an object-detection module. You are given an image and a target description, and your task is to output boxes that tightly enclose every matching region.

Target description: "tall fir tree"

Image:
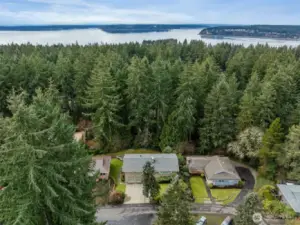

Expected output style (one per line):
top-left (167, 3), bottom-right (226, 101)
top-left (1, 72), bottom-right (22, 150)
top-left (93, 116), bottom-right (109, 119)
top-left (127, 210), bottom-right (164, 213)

top-left (156, 179), bottom-right (193, 225)
top-left (282, 125), bottom-right (300, 181)
top-left (84, 60), bottom-right (122, 149)
top-left (200, 74), bottom-right (240, 153)
top-left (259, 118), bottom-right (284, 181)
top-left (234, 192), bottom-right (263, 225)
top-left (237, 72), bottom-right (262, 131)
top-left (0, 86), bottom-right (97, 225)
top-left (142, 161), bottom-right (160, 201)
top-left (126, 56), bottom-right (154, 146)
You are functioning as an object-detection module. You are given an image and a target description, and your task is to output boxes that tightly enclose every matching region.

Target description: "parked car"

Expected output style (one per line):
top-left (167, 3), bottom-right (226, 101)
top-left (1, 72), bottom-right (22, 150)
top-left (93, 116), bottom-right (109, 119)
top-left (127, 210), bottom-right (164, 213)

top-left (221, 216), bottom-right (233, 225)
top-left (196, 216), bottom-right (207, 225)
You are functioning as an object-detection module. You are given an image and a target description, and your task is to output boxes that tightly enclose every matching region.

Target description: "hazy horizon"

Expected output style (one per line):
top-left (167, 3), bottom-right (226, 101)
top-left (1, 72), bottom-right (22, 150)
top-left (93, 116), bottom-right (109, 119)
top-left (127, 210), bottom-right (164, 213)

top-left (1, 28), bottom-right (299, 47)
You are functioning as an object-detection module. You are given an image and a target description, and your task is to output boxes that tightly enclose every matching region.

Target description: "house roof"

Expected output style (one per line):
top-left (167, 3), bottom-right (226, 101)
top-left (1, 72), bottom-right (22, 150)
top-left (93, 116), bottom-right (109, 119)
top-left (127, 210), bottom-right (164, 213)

top-left (93, 156), bottom-right (111, 174)
top-left (122, 154), bottom-right (179, 173)
top-left (205, 156), bottom-right (240, 180)
top-left (186, 156), bottom-right (213, 173)
top-left (277, 184), bottom-right (300, 213)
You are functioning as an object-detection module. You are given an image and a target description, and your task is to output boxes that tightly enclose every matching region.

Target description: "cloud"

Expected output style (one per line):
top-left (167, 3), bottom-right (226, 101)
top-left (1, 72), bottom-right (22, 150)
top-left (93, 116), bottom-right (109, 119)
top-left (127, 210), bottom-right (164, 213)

top-left (0, 0), bottom-right (194, 25)
top-left (0, 0), bottom-right (299, 25)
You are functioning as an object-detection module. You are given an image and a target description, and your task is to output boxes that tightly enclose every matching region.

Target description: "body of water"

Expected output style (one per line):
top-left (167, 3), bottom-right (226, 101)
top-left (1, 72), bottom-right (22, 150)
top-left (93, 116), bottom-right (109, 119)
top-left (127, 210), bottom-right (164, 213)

top-left (0, 28), bottom-right (299, 47)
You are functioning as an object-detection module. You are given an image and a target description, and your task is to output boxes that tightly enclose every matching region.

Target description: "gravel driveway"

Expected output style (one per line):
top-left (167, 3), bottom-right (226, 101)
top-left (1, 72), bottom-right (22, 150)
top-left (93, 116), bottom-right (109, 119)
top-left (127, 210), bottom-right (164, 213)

top-left (125, 184), bottom-right (149, 204)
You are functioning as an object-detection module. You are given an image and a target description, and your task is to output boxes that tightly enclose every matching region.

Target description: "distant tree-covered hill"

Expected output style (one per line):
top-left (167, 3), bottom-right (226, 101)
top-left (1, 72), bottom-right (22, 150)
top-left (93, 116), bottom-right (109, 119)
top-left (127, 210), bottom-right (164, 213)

top-left (200, 25), bottom-right (300, 39)
top-left (0, 24), bottom-right (210, 33)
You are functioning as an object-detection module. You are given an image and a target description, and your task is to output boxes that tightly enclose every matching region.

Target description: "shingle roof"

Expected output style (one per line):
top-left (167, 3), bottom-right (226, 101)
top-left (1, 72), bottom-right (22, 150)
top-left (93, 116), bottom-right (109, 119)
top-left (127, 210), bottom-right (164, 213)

top-left (94, 156), bottom-right (111, 174)
top-left (205, 156), bottom-right (240, 180)
top-left (186, 156), bottom-right (213, 173)
top-left (122, 154), bottom-right (179, 173)
top-left (277, 184), bottom-right (300, 213)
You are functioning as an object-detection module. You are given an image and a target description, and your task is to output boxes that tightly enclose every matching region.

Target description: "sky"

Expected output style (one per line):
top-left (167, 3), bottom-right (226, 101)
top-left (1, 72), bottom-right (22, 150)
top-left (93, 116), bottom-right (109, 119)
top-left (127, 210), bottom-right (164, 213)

top-left (0, 0), bottom-right (299, 25)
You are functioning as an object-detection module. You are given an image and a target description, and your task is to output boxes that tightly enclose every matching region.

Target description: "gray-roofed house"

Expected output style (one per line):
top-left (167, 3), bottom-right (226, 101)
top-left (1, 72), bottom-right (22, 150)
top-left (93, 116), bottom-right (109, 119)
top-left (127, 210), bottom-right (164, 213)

top-left (122, 154), bottom-right (179, 183)
top-left (187, 156), bottom-right (241, 187)
top-left (91, 156), bottom-right (111, 180)
top-left (277, 184), bottom-right (300, 214)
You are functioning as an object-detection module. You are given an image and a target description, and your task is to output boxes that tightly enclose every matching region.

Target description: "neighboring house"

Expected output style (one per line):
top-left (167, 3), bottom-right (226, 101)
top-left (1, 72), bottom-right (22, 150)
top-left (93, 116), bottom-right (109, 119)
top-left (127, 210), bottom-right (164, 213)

top-left (91, 156), bottom-right (111, 180)
top-left (277, 184), bottom-right (300, 214)
top-left (122, 154), bottom-right (179, 183)
top-left (187, 156), bottom-right (241, 187)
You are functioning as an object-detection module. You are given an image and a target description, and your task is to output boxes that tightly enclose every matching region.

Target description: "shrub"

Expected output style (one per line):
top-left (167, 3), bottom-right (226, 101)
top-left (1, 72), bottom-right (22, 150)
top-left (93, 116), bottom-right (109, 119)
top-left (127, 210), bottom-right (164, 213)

top-left (109, 191), bottom-right (125, 205)
top-left (208, 183), bottom-right (214, 189)
top-left (200, 173), bottom-right (205, 178)
top-left (162, 146), bottom-right (173, 153)
top-left (238, 180), bottom-right (245, 188)
top-left (156, 175), bottom-right (174, 183)
top-left (258, 185), bottom-right (276, 200)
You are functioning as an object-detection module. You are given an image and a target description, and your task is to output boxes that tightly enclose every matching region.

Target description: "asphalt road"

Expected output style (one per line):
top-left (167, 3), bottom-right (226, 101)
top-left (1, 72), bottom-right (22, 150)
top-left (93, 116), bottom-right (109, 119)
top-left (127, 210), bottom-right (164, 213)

top-left (96, 204), bottom-right (236, 225)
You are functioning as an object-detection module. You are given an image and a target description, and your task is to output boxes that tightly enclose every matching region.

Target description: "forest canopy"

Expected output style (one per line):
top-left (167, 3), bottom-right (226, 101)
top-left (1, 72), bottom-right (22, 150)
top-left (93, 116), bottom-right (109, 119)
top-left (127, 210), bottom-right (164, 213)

top-left (1, 40), bottom-right (300, 158)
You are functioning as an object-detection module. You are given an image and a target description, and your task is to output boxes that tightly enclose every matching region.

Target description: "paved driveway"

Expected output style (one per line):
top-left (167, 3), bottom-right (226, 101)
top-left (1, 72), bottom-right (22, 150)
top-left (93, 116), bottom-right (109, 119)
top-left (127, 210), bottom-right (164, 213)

top-left (125, 184), bottom-right (149, 204)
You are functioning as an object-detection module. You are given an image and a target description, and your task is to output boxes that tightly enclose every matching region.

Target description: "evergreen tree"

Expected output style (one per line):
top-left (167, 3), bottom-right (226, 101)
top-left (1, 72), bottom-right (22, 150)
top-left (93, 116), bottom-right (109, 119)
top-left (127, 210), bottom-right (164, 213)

top-left (200, 74), bottom-right (240, 153)
top-left (156, 179), bottom-right (193, 225)
top-left (142, 161), bottom-right (160, 201)
top-left (151, 59), bottom-right (173, 143)
top-left (0, 86), bottom-right (97, 225)
top-left (259, 118), bottom-right (284, 181)
top-left (234, 192), bottom-right (263, 225)
top-left (126, 56), bottom-right (154, 146)
top-left (237, 72), bottom-right (262, 131)
top-left (84, 60), bottom-right (122, 148)
top-left (53, 51), bottom-right (75, 114)
top-left (282, 125), bottom-right (300, 181)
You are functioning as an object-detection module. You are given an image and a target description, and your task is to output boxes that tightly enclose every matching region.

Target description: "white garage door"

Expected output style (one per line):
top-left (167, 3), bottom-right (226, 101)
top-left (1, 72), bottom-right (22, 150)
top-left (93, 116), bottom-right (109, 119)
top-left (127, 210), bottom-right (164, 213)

top-left (125, 173), bottom-right (142, 183)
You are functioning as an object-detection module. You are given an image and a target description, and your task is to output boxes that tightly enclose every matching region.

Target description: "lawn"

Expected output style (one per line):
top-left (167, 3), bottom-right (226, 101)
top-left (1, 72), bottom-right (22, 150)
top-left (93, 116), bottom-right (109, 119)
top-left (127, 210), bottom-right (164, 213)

top-left (116, 183), bottom-right (126, 193)
top-left (110, 158), bottom-right (123, 185)
top-left (190, 177), bottom-right (209, 203)
top-left (106, 149), bottom-right (160, 157)
top-left (159, 184), bottom-right (169, 196)
top-left (194, 214), bottom-right (230, 225)
top-left (254, 175), bottom-right (275, 191)
top-left (211, 189), bottom-right (241, 205)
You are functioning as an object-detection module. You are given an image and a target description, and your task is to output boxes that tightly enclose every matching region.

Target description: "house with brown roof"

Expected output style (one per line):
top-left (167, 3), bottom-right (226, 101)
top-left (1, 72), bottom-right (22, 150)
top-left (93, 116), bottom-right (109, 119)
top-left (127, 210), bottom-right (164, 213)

top-left (91, 156), bottom-right (111, 180)
top-left (187, 156), bottom-right (241, 187)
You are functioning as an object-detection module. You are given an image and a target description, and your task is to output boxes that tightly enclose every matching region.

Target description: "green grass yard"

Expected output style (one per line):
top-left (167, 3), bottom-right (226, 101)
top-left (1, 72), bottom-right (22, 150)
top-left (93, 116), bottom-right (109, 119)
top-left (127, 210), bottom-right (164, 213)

top-left (115, 183), bottom-right (126, 193)
top-left (190, 177), bottom-right (209, 203)
top-left (159, 184), bottom-right (169, 196)
top-left (211, 189), bottom-right (241, 205)
top-left (254, 175), bottom-right (274, 191)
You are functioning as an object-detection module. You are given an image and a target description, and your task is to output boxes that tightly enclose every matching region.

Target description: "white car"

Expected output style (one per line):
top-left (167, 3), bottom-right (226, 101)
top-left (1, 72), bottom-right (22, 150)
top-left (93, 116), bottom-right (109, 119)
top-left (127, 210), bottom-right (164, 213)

top-left (196, 216), bottom-right (207, 225)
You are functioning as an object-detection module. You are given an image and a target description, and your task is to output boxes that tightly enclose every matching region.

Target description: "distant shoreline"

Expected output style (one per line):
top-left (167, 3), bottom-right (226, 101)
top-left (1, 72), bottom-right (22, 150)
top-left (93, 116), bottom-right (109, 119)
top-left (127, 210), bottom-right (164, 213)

top-left (0, 24), bottom-right (211, 33)
top-left (200, 34), bottom-right (300, 41)
top-left (200, 25), bottom-right (300, 40)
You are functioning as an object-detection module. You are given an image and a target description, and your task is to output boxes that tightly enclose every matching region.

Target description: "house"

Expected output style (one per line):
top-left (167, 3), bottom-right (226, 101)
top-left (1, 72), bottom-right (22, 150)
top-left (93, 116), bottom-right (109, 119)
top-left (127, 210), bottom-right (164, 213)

top-left (91, 156), bottom-right (111, 180)
top-left (187, 156), bottom-right (241, 187)
top-left (122, 154), bottom-right (179, 183)
top-left (277, 184), bottom-right (300, 214)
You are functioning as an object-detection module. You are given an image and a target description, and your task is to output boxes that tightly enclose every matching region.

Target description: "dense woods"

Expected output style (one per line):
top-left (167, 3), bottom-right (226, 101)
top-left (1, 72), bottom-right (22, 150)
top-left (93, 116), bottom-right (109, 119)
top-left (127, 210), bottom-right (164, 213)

top-left (1, 40), bottom-right (300, 183)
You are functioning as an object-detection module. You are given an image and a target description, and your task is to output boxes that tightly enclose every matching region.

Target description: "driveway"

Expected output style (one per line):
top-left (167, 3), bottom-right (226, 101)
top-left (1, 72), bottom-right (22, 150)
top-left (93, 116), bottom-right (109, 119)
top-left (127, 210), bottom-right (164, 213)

top-left (230, 166), bottom-right (255, 206)
top-left (125, 184), bottom-right (149, 204)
